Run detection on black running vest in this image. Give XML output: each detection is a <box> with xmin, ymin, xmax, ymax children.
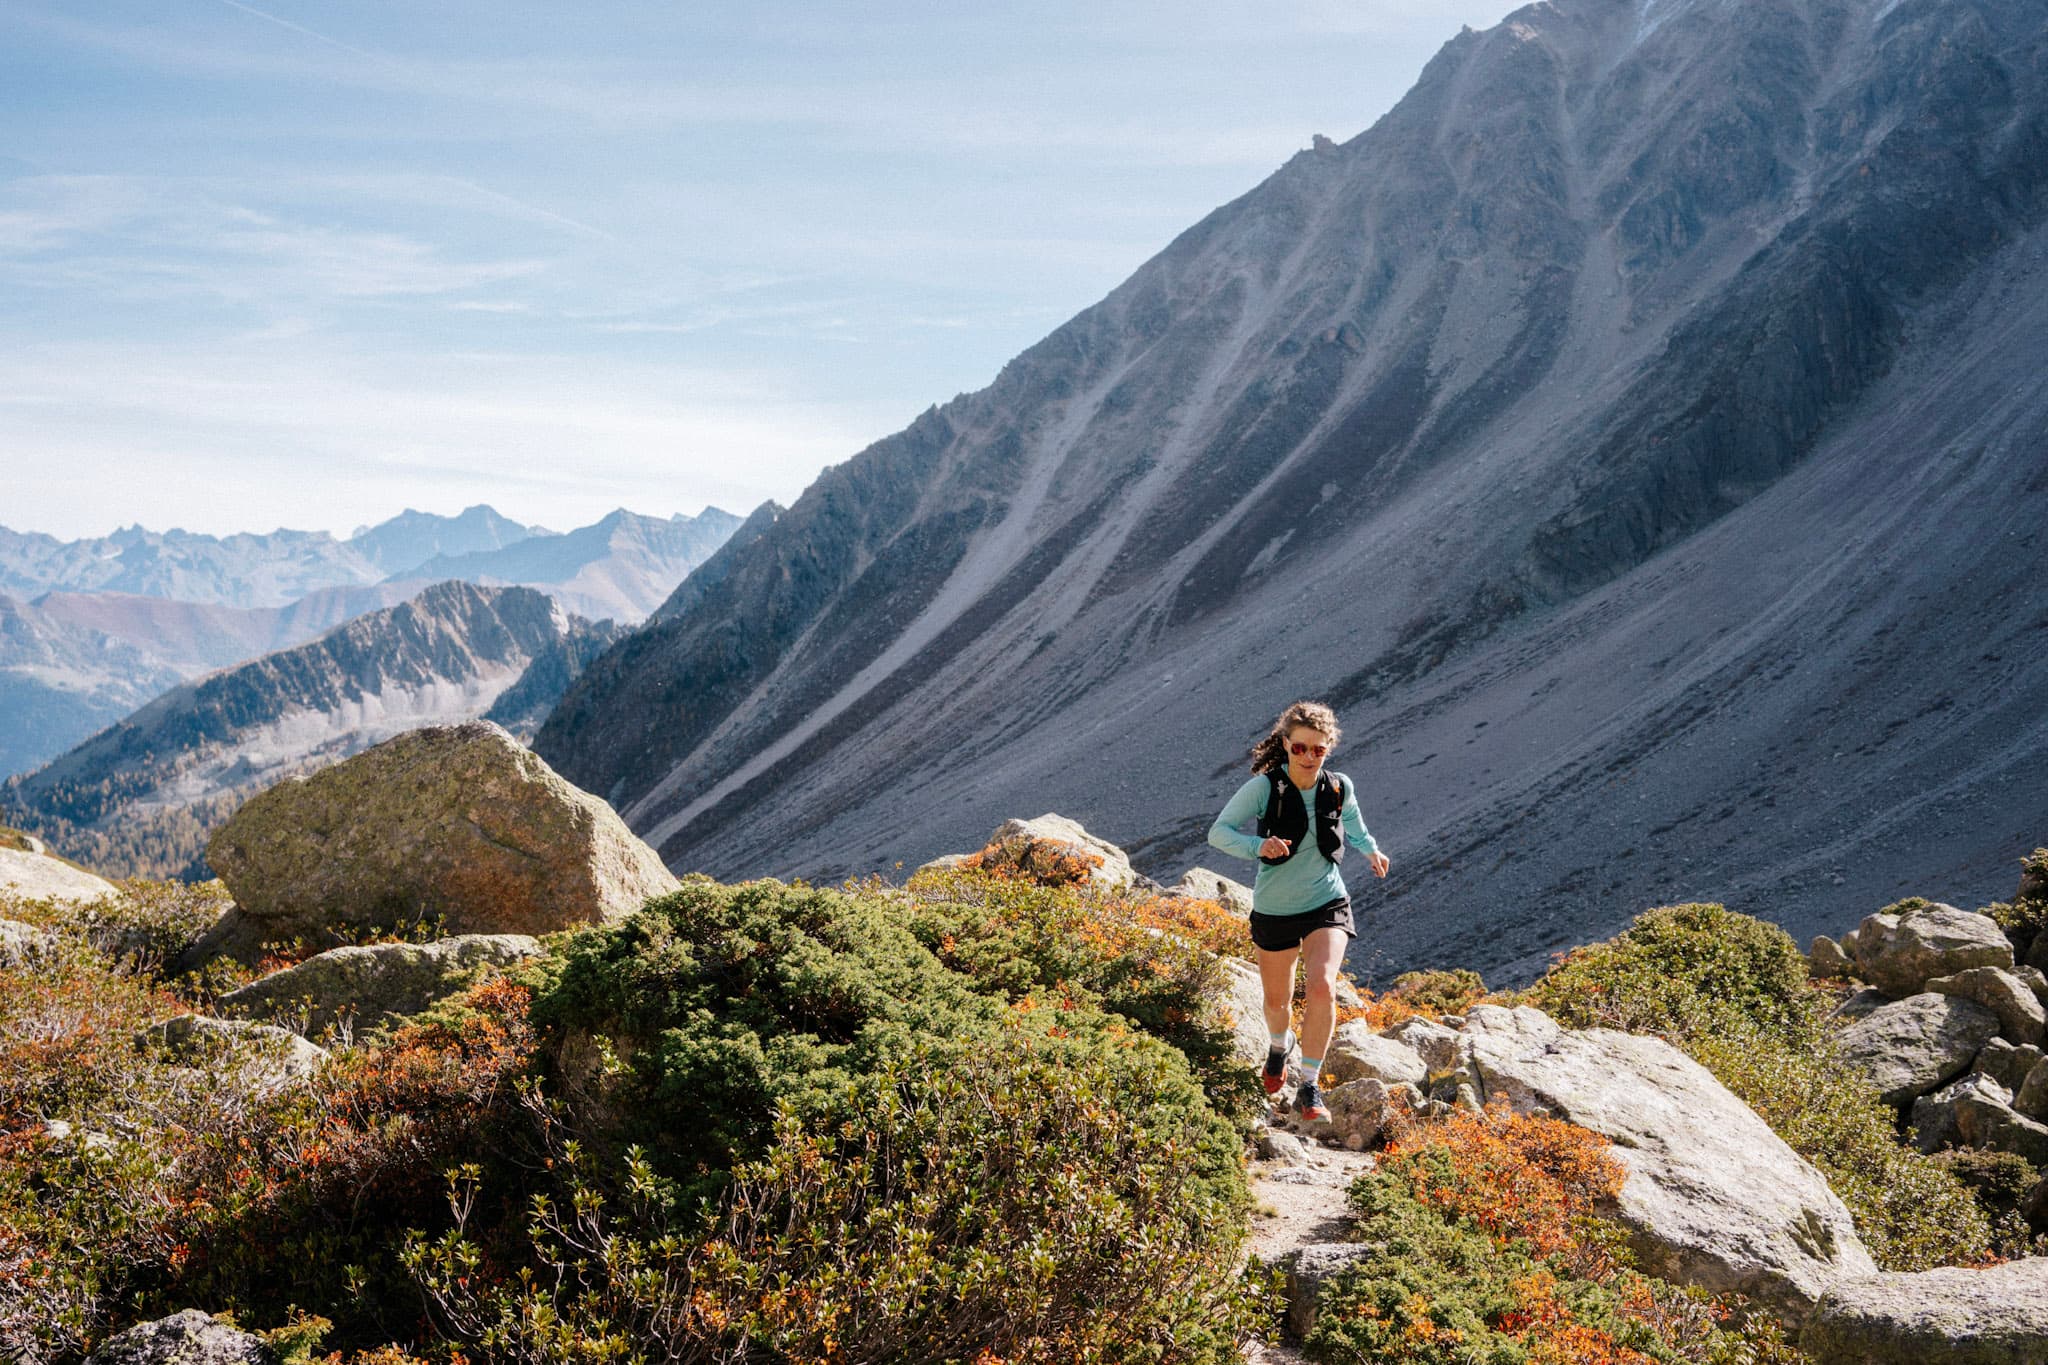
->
<box><xmin>1255</xmin><ymin>769</ymin><xmax>1346</xmax><ymax>867</ymax></box>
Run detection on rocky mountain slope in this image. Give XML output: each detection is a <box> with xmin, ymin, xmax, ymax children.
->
<box><xmin>0</xmin><ymin>593</ymin><xmax>184</xmax><ymax>780</ymax></box>
<box><xmin>1</xmin><ymin>581</ymin><xmax>622</xmax><ymax>879</ymax></box>
<box><xmin>537</xmin><ymin>0</ymin><xmax>2048</xmax><ymax>983</ymax></box>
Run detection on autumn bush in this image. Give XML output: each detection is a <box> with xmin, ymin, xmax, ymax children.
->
<box><xmin>1305</xmin><ymin>1104</ymin><xmax>1800</xmax><ymax>1365</ymax></box>
<box><xmin>1524</xmin><ymin>902</ymin><xmax>2000</xmax><ymax>1270</ymax></box>
<box><xmin>1386</xmin><ymin>968</ymin><xmax>1489</xmax><ymax>1016</ymax></box>
<box><xmin>408</xmin><ymin>1029</ymin><xmax>1262</xmax><ymax>1365</ymax></box>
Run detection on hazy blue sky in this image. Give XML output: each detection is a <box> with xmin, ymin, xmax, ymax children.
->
<box><xmin>4</xmin><ymin>0</ymin><xmax>1525</xmax><ymax>539</ymax></box>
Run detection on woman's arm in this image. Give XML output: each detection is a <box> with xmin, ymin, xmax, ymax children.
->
<box><xmin>1207</xmin><ymin>776</ymin><xmax>1269</xmax><ymax>861</ymax></box>
<box><xmin>1339</xmin><ymin>775</ymin><xmax>1390</xmax><ymax>876</ymax></box>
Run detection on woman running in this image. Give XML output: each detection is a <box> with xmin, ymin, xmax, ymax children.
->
<box><xmin>1207</xmin><ymin>700</ymin><xmax>1389</xmax><ymax>1121</ymax></box>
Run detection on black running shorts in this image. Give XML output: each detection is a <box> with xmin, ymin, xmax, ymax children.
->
<box><xmin>1248</xmin><ymin>897</ymin><xmax>1354</xmax><ymax>953</ymax></box>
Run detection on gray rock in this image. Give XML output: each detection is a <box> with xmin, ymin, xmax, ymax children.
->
<box><xmin>0</xmin><ymin>846</ymin><xmax>120</xmax><ymax>905</ymax></box>
<box><xmin>1926</xmin><ymin>966</ymin><xmax>2047</xmax><ymax>1046</ymax></box>
<box><xmin>1333</xmin><ymin>975</ymin><xmax>1367</xmax><ymax>1011</ymax></box>
<box><xmin>1460</xmin><ymin>1009</ymin><xmax>1875</xmax><ymax>1317</ymax></box>
<box><xmin>1848</xmin><ymin>903</ymin><xmax>2013</xmax><ymax>997</ymax></box>
<box><xmin>1299</xmin><ymin>1077</ymin><xmax>1398</xmax><ymax>1151</ymax></box>
<box><xmin>1171</xmin><ymin>866</ymin><xmax>1252</xmax><ymax>916</ymax></box>
<box><xmin>1321</xmin><ymin>1021</ymin><xmax>1428</xmax><ymax>1089</ymax></box>
<box><xmin>1974</xmin><ymin>1039</ymin><xmax>2045</xmax><ymax>1094</ymax></box>
<box><xmin>83</xmin><ymin>1309</ymin><xmax>278</xmax><ymax>1364</ymax></box>
<box><xmin>1954</xmin><ymin>1082</ymin><xmax>2048</xmax><ymax>1166</ymax></box>
<box><xmin>0</xmin><ymin>917</ymin><xmax>56</xmax><ymax>968</ymax></box>
<box><xmin>1382</xmin><ymin>1016</ymin><xmax>1463</xmax><ymax>1075</ymax></box>
<box><xmin>1259</xmin><ymin>1128</ymin><xmax>1312</xmax><ymax>1164</ymax></box>
<box><xmin>142</xmin><ymin>1014</ymin><xmax>328</xmax><ymax>1094</ymax></box>
<box><xmin>1810</xmin><ymin>934</ymin><xmax>1852</xmax><ymax>979</ymax></box>
<box><xmin>1835</xmin><ymin>993</ymin><xmax>2002</xmax><ymax>1106</ymax></box>
<box><xmin>2017</xmin><ymin>1057</ymin><xmax>2048</xmax><ymax>1122</ymax></box>
<box><xmin>980</xmin><ymin>814</ymin><xmax>1135</xmax><ymax>888</ymax></box>
<box><xmin>912</xmin><ymin>851</ymin><xmax>974</xmax><ymax>877</ymax></box>
<box><xmin>1212</xmin><ymin>957</ymin><xmax>1280</xmax><ymax>1070</ymax></box>
<box><xmin>1910</xmin><ymin>1073</ymin><xmax>2006</xmax><ymax>1154</ymax></box>
<box><xmin>2019</xmin><ymin>964</ymin><xmax>2048</xmax><ymax>1009</ymax></box>
<box><xmin>1830</xmin><ymin>987</ymin><xmax>1893</xmax><ymax>1024</ymax></box>
<box><xmin>204</xmin><ymin>721</ymin><xmax>678</xmax><ymax>955</ymax></box>
<box><xmin>219</xmin><ymin>933</ymin><xmax>540</xmax><ymax>1038</ymax></box>
<box><xmin>1800</xmin><ymin>1257</ymin><xmax>2048</xmax><ymax>1363</ymax></box>
<box><xmin>42</xmin><ymin>1117</ymin><xmax>115</xmax><ymax>1157</ymax></box>
<box><xmin>1284</xmin><ymin>1243</ymin><xmax>1383</xmax><ymax>1339</ymax></box>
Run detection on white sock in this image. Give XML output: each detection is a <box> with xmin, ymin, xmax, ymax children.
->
<box><xmin>1298</xmin><ymin>1056</ymin><xmax>1323</xmax><ymax>1086</ymax></box>
<box><xmin>1267</xmin><ymin>1028</ymin><xmax>1294</xmax><ymax>1056</ymax></box>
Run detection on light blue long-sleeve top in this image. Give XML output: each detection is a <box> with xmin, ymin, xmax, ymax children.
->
<box><xmin>1207</xmin><ymin>769</ymin><xmax>1379</xmax><ymax>917</ymax></box>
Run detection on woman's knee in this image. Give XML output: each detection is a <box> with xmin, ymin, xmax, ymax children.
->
<box><xmin>1301</xmin><ymin>971</ymin><xmax>1337</xmax><ymax>1005</ymax></box>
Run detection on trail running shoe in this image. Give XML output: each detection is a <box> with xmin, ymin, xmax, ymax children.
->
<box><xmin>1262</xmin><ymin>1048</ymin><xmax>1288</xmax><ymax>1096</ymax></box>
<box><xmin>1294</xmin><ymin>1081</ymin><xmax>1329</xmax><ymax>1123</ymax></box>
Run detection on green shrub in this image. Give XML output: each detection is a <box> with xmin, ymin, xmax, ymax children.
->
<box><xmin>1529</xmin><ymin>903</ymin><xmax>1811</xmax><ymax>1042</ymax></box>
<box><xmin>1387</xmin><ymin>968</ymin><xmax>1488</xmax><ymax>1015</ymax></box>
<box><xmin>410</xmin><ymin>1032</ymin><xmax>1260</xmax><ymax>1364</ymax></box>
<box><xmin>1983</xmin><ymin>899</ymin><xmax>2047</xmax><ymax>960</ymax></box>
<box><xmin>1527</xmin><ymin>903</ymin><xmax>1999</xmax><ymax>1271</ymax></box>
<box><xmin>900</xmin><ymin>867</ymin><xmax>1259</xmax><ymax>1116</ymax></box>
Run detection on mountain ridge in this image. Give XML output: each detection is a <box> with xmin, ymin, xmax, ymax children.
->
<box><xmin>535</xmin><ymin>0</ymin><xmax>2048</xmax><ymax>982</ymax></box>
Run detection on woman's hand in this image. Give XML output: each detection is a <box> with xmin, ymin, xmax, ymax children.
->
<box><xmin>1369</xmin><ymin>850</ymin><xmax>1390</xmax><ymax>878</ymax></box>
<box><xmin>1259</xmin><ymin>835</ymin><xmax>1292</xmax><ymax>859</ymax></box>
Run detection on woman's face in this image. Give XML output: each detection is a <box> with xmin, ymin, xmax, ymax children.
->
<box><xmin>1285</xmin><ymin>725</ymin><xmax>1332</xmax><ymax>780</ymax></box>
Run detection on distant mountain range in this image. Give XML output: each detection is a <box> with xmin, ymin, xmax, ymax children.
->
<box><xmin>537</xmin><ymin>0</ymin><xmax>2048</xmax><ymax>984</ymax></box>
<box><xmin>0</xmin><ymin>504</ymin><xmax>741</xmax><ymax>779</ymax></box>
<box><xmin>2</xmin><ymin>581</ymin><xmax>624</xmax><ymax>880</ymax></box>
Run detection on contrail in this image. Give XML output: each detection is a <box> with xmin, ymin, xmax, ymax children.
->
<box><xmin>215</xmin><ymin>0</ymin><xmax>392</xmax><ymax>66</ymax></box>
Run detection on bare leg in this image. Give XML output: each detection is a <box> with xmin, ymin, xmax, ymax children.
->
<box><xmin>1298</xmin><ymin>927</ymin><xmax>1347</xmax><ymax>1063</ymax></box>
<box><xmin>1257</xmin><ymin>945</ymin><xmax>1298</xmax><ymax>1041</ymax></box>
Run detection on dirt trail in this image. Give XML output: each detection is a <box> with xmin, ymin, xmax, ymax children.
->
<box><xmin>1241</xmin><ymin>1107</ymin><xmax>1379</xmax><ymax>1363</ymax></box>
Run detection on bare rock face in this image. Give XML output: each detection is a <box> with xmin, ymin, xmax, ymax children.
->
<box><xmin>1456</xmin><ymin>1005</ymin><xmax>1875</xmax><ymax>1318</ymax></box>
<box><xmin>1848</xmin><ymin>904</ymin><xmax>2014</xmax><ymax>997</ymax></box>
<box><xmin>1835</xmin><ymin>993</ymin><xmax>2002</xmax><ymax>1106</ymax></box>
<box><xmin>1172</xmin><ymin>866</ymin><xmax>1252</xmax><ymax>916</ymax></box>
<box><xmin>1910</xmin><ymin>1072</ymin><xmax>2007</xmax><ymax>1154</ymax></box>
<box><xmin>1321</xmin><ymin>1020</ymin><xmax>1429</xmax><ymax>1089</ymax></box>
<box><xmin>205</xmin><ymin>722</ymin><xmax>678</xmax><ymax>949</ymax></box>
<box><xmin>1799</xmin><ymin>1257</ymin><xmax>2048</xmax><ymax>1364</ymax></box>
<box><xmin>1297</xmin><ymin>1076</ymin><xmax>1403</xmax><ymax>1151</ymax></box>
<box><xmin>976</xmin><ymin>815</ymin><xmax>1136</xmax><ymax>888</ymax></box>
<box><xmin>1953</xmin><ymin>1081</ymin><xmax>2048</xmax><ymax>1167</ymax></box>
<box><xmin>1381</xmin><ymin>1016</ymin><xmax>1463</xmax><ymax>1075</ymax></box>
<box><xmin>1284</xmin><ymin>1243</ymin><xmax>1383</xmax><ymax>1339</ymax></box>
<box><xmin>1926</xmin><ymin>966</ymin><xmax>2047</xmax><ymax>1046</ymax></box>
<box><xmin>1809</xmin><ymin>935</ymin><xmax>1852</xmax><ymax>979</ymax></box>
<box><xmin>0</xmin><ymin>845</ymin><xmax>119</xmax><ymax>904</ymax></box>
<box><xmin>218</xmin><ymin>933</ymin><xmax>540</xmax><ymax>1038</ymax></box>
<box><xmin>83</xmin><ymin>1309</ymin><xmax>278</xmax><ymax>1364</ymax></box>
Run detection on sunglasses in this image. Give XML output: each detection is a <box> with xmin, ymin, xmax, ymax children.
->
<box><xmin>1289</xmin><ymin>741</ymin><xmax>1329</xmax><ymax>758</ymax></box>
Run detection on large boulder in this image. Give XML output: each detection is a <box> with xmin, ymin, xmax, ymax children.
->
<box><xmin>1847</xmin><ymin>903</ymin><xmax>2013</xmax><ymax>996</ymax></box>
<box><xmin>1909</xmin><ymin>1072</ymin><xmax>2006</xmax><ymax>1154</ymax></box>
<box><xmin>1835</xmin><ymin>993</ymin><xmax>2002</xmax><ymax>1106</ymax></box>
<box><xmin>971</xmin><ymin>814</ymin><xmax>1136</xmax><ymax>888</ymax></box>
<box><xmin>1172</xmin><ymin>866</ymin><xmax>1253</xmax><ymax>916</ymax></box>
<box><xmin>1799</xmin><ymin>1257</ymin><xmax>2048</xmax><ymax>1363</ymax></box>
<box><xmin>218</xmin><ymin>933</ymin><xmax>540</xmax><ymax>1038</ymax></box>
<box><xmin>2017</xmin><ymin>1056</ymin><xmax>2048</xmax><ymax>1121</ymax></box>
<box><xmin>1926</xmin><ymin>966</ymin><xmax>2047</xmax><ymax>1046</ymax></box>
<box><xmin>1973</xmin><ymin>1039</ymin><xmax>2045</xmax><ymax>1094</ymax></box>
<box><xmin>0</xmin><ymin>845</ymin><xmax>119</xmax><ymax>904</ymax></box>
<box><xmin>1321</xmin><ymin>1021</ymin><xmax>1428</xmax><ymax>1089</ymax></box>
<box><xmin>1456</xmin><ymin>1004</ymin><xmax>1876</xmax><ymax>1317</ymax></box>
<box><xmin>1952</xmin><ymin>1081</ymin><xmax>2048</xmax><ymax>1166</ymax></box>
<box><xmin>84</xmin><ymin>1309</ymin><xmax>277</xmax><ymax>1364</ymax></box>
<box><xmin>204</xmin><ymin>722</ymin><xmax>678</xmax><ymax>951</ymax></box>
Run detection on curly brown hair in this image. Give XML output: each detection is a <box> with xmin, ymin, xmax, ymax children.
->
<box><xmin>1250</xmin><ymin>700</ymin><xmax>1342</xmax><ymax>774</ymax></box>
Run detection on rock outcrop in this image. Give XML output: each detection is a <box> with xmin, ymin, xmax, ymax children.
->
<box><xmin>83</xmin><ymin>1309</ymin><xmax>277</xmax><ymax>1364</ymax></box>
<box><xmin>1172</xmin><ymin>867</ymin><xmax>1252</xmax><ymax>916</ymax></box>
<box><xmin>203</xmin><ymin>722</ymin><xmax>676</xmax><ymax>955</ymax></box>
<box><xmin>1835</xmin><ymin>993</ymin><xmax>2003</xmax><ymax>1106</ymax></box>
<box><xmin>1844</xmin><ymin>903</ymin><xmax>2014</xmax><ymax>997</ymax></box>
<box><xmin>0</xmin><ymin>845</ymin><xmax>119</xmax><ymax>904</ymax></box>
<box><xmin>1798</xmin><ymin>1257</ymin><xmax>2048</xmax><ymax>1364</ymax></box>
<box><xmin>968</xmin><ymin>815</ymin><xmax>1137</xmax><ymax>889</ymax></box>
<box><xmin>218</xmin><ymin>933</ymin><xmax>541</xmax><ymax>1037</ymax></box>
<box><xmin>1455</xmin><ymin>1005</ymin><xmax>1876</xmax><ymax>1316</ymax></box>
<box><xmin>143</xmin><ymin>1014</ymin><xmax>328</xmax><ymax>1094</ymax></box>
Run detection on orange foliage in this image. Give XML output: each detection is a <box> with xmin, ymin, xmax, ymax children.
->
<box><xmin>958</xmin><ymin>836</ymin><xmax>1104</xmax><ymax>888</ymax></box>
